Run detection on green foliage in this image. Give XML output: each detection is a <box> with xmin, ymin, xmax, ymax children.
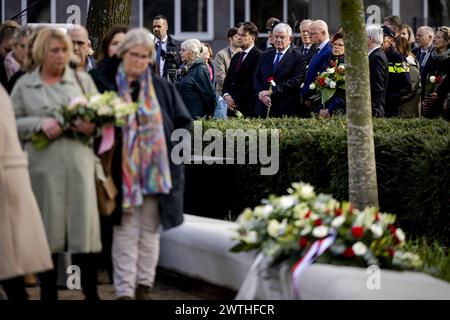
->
<box><xmin>198</xmin><ymin>117</ymin><xmax>450</xmax><ymax>245</ymax></box>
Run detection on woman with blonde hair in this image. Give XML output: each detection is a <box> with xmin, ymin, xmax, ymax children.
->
<box><xmin>11</xmin><ymin>27</ymin><xmax>101</xmax><ymax>300</ymax></box>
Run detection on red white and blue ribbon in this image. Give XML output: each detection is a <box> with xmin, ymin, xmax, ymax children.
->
<box><xmin>291</xmin><ymin>231</ymin><xmax>336</xmax><ymax>299</ymax></box>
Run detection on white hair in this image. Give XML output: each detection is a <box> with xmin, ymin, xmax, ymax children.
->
<box><xmin>366</xmin><ymin>24</ymin><xmax>383</xmax><ymax>45</ymax></box>
<box><xmin>273</xmin><ymin>23</ymin><xmax>292</xmax><ymax>37</ymax></box>
<box><xmin>417</xmin><ymin>26</ymin><xmax>435</xmax><ymax>37</ymax></box>
<box><xmin>116</xmin><ymin>28</ymin><xmax>155</xmax><ymax>62</ymax></box>
<box><xmin>181</xmin><ymin>39</ymin><xmax>203</xmax><ymax>59</ymax></box>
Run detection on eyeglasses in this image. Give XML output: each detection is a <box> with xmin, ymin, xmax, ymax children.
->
<box><xmin>72</xmin><ymin>40</ymin><xmax>87</xmax><ymax>47</ymax></box>
<box><xmin>127</xmin><ymin>51</ymin><xmax>150</xmax><ymax>60</ymax></box>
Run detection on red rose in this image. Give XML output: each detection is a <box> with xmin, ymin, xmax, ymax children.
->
<box><xmin>388</xmin><ymin>224</ymin><xmax>397</xmax><ymax>235</ymax></box>
<box><xmin>436</xmin><ymin>76</ymin><xmax>443</xmax><ymax>84</ymax></box>
<box><xmin>305</xmin><ymin>210</ymin><xmax>312</xmax><ymax>219</ymax></box>
<box><xmin>343</xmin><ymin>247</ymin><xmax>355</xmax><ymax>258</ymax></box>
<box><xmin>335</xmin><ymin>208</ymin><xmax>343</xmax><ymax>216</ymax></box>
<box><xmin>388</xmin><ymin>248</ymin><xmax>395</xmax><ymax>257</ymax></box>
<box><xmin>267</xmin><ymin>76</ymin><xmax>274</xmax><ymax>83</ymax></box>
<box><xmin>351</xmin><ymin>226</ymin><xmax>364</xmax><ymax>239</ymax></box>
<box><xmin>374</xmin><ymin>213</ymin><xmax>381</xmax><ymax>221</ymax></box>
<box><xmin>314</xmin><ymin>219</ymin><xmax>322</xmax><ymax>227</ymax></box>
<box><xmin>299</xmin><ymin>237</ymin><xmax>309</xmax><ymax>249</ymax></box>
<box><xmin>319</xmin><ymin>78</ymin><xmax>326</xmax><ymax>86</ymax></box>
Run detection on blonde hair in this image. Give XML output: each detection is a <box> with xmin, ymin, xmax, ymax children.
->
<box><xmin>32</xmin><ymin>27</ymin><xmax>73</xmax><ymax>66</ymax></box>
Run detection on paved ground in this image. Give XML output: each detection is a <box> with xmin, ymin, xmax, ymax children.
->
<box><xmin>1</xmin><ymin>268</ymin><xmax>236</xmax><ymax>300</ymax></box>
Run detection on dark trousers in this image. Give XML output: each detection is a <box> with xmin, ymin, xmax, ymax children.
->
<box><xmin>39</xmin><ymin>253</ymin><xmax>99</xmax><ymax>300</ymax></box>
<box><xmin>0</xmin><ymin>276</ymin><xmax>28</xmax><ymax>300</ymax></box>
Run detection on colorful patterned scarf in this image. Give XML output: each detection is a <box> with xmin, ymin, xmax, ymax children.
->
<box><xmin>116</xmin><ymin>64</ymin><xmax>172</xmax><ymax>210</ymax></box>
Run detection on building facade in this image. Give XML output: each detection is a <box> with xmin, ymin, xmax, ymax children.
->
<box><xmin>1</xmin><ymin>0</ymin><xmax>447</xmax><ymax>53</ymax></box>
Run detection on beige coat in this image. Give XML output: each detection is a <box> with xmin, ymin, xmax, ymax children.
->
<box><xmin>0</xmin><ymin>85</ymin><xmax>53</xmax><ymax>281</ymax></box>
<box><xmin>214</xmin><ymin>46</ymin><xmax>240</xmax><ymax>96</ymax></box>
<box><xmin>11</xmin><ymin>66</ymin><xmax>102</xmax><ymax>254</ymax></box>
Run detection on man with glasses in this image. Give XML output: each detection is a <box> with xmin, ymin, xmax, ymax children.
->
<box><xmin>68</xmin><ymin>25</ymin><xmax>95</xmax><ymax>72</ymax></box>
<box><xmin>297</xmin><ymin>19</ymin><xmax>316</xmax><ymax>65</ymax></box>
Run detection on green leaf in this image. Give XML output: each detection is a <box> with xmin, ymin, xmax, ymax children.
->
<box><xmin>229</xmin><ymin>242</ymin><xmax>258</xmax><ymax>252</ymax></box>
<box><xmin>31</xmin><ymin>132</ymin><xmax>51</xmax><ymax>150</ymax></box>
<box><xmin>322</xmin><ymin>88</ymin><xmax>336</xmax><ymax>105</ymax></box>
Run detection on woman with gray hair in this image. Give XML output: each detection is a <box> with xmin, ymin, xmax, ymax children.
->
<box><xmin>176</xmin><ymin>38</ymin><xmax>216</xmax><ymax>118</ymax></box>
<box><xmin>94</xmin><ymin>28</ymin><xmax>191</xmax><ymax>300</ymax></box>
<box><xmin>4</xmin><ymin>26</ymin><xmax>33</xmax><ymax>82</ymax></box>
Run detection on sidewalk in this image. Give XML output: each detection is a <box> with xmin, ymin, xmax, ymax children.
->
<box><xmin>3</xmin><ymin>268</ymin><xmax>236</xmax><ymax>300</ymax></box>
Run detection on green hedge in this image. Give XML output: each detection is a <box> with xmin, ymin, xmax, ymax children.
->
<box><xmin>191</xmin><ymin>117</ymin><xmax>450</xmax><ymax>245</ymax></box>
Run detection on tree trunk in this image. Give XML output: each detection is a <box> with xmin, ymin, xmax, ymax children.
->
<box><xmin>86</xmin><ymin>0</ymin><xmax>132</xmax><ymax>56</ymax></box>
<box><xmin>339</xmin><ymin>0</ymin><xmax>379</xmax><ymax>209</ymax></box>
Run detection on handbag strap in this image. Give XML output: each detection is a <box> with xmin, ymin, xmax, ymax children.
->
<box><xmin>73</xmin><ymin>68</ymin><xmax>86</xmax><ymax>95</ymax></box>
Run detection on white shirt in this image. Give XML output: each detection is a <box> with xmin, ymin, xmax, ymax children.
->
<box><xmin>240</xmin><ymin>44</ymin><xmax>255</xmax><ymax>62</ymax></box>
<box><xmin>317</xmin><ymin>39</ymin><xmax>330</xmax><ymax>52</ymax></box>
<box><xmin>156</xmin><ymin>36</ymin><xmax>168</xmax><ymax>77</ymax></box>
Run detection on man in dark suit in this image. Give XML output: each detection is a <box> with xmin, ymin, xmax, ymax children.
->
<box><xmin>153</xmin><ymin>15</ymin><xmax>181</xmax><ymax>81</ymax></box>
<box><xmin>367</xmin><ymin>25</ymin><xmax>388</xmax><ymax>117</ymax></box>
<box><xmin>302</xmin><ymin>20</ymin><xmax>332</xmax><ymax>99</ymax></box>
<box><xmin>297</xmin><ymin>19</ymin><xmax>317</xmax><ymax>65</ymax></box>
<box><xmin>254</xmin><ymin>23</ymin><xmax>307</xmax><ymax>117</ymax></box>
<box><xmin>223</xmin><ymin>22</ymin><xmax>261</xmax><ymax>117</ymax></box>
<box><xmin>412</xmin><ymin>26</ymin><xmax>435</xmax><ymax>98</ymax></box>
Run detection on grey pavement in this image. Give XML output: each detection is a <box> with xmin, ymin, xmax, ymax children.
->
<box><xmin>2</xmin><ymin>268</ymin><xmax>236</xmax><ymax>300</ymax></box>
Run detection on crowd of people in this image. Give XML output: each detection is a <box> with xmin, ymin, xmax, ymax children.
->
<box><xmin>1</xmin><ymin>12</ymin><xmax>450</xmax><ymax>301</ymax></box>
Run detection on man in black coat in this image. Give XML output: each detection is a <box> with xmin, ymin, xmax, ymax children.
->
<box><xmin>297</xmin><ymin>19</ymin><xmax>317</xmax><ymax>65</ymax></box>
<box><xmin>254</xmin><ymin>23</ymin><xmax>307</xmax><ymax>117</ymax></box>
<box><xmin>412</xmin><ymin>26</ymin><xmax>435</xmax><ymax>99</ymax></box>
<box><xmin>223</xmin><ymin>21</ymin><xmax>261</xmax><ymax>117</ymax></box>
<box><xmin>367</xmin><ymin>25</ymin><xmax>388</xmax><ymax>117</ymax></box>
<box><xmin>153</xmin><ymin>15</ymin><xmax>181</xmax><ymax>81</ymax></box>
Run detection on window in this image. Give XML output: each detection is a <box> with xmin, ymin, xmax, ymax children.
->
<box><xmin>363</xmin><ymin>0</ymin><xmax>392</xmax><ymax>23</ymax></box>
<box><xmin>288</xmin><ymin>0</ymin><xmax>310</xmax><ymax>32</ymax></box>
<box><xmin>143</xmin><ymin>0</ymin><xmax>174</xmax><ymax>34</ymax></box>
<box><xmin>429</xmin><ymin>0</ymin><xmax>450</xmax><ymax>27</ymax></box>
<box><xmin>250</xmin><ymin>0</ymin><xmax>283</xmax><ymax>33</ymax></box>
<box><xmin>142</xmin><ymin>0</ymin><xmax>213</xmax><ymax>40</ymax></box>
<box><xmin>233</xmin><ymin>0</ymin><xmax>246</xmax><ymax>26</ymax></box>
<box><xmin>181</xmin><ymin>0</ymin><xmax>207</xmax><ymax>32</ymax></box>
<box><xmin>26</xmin><ymin>0</ymin><xmax>50</xmax><ymax>23</ymax></box>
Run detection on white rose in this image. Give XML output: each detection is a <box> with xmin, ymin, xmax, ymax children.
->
<box><xmin>300</xmin><ymin>225</ymin><xmax>312</xmax><ymax>236</ymax></box>
<box><xmin>396</xmin><ymin>228</ymin><xmax>406</xmax><ymax>242</ymax></box>
<box><xmin>429</xmin><ymin>76</ymin><xmax>436</xmax><ymax>83</ymax></box>
<box><xmin>312</xmin><ymin>225</ymin><xmax>329</xmax><ymax>238</ymax></box>
<box><xmin>279</xmin><ymin>196</ymin><xmax>297</xmax><ymax>210</ymax></box>
<box><xmin>68</xmin><ymin>96</ymin><xmax>88</xmax><ymax>111</ymax></box>
<box><xmin>89</xmin><ymin>94</ymin><xmax>103</xmax><ymax>105</ymax></box>
<box><xmin>329</xmin><ymin>81</ymin><xmax>337</xmax><ymax>89</ymax></box>
<box><xmin>326</xmin><ymin>67</ymin><xmax>335</xmax><ymax>74</ymax></box>
<box><xmin>331</xmin><ymin>215</ymin><xmax>346</xmax><ymax>229</ymax></box>
<box><xmin>370</xmin><ymin>224</ymin><xmax>383</xmax><ymax>239</ymax></box>
<box><xmin>352</xmin><ymin>242</ymin><xmax>368</xmax><ymax>256</ymax></box>
<box><xmin>267</xmin><ymin>219</ymin><xmax>286</xmax><ymax>238</ymax></box>
<box><xmin>309</xmin><ymin>83</ymin><xmax>316</xmax><ymax>90</ymax></box>
<box><xmin>97</xmin><ymin>105</ymin><xmax>113</xmax><ymax>116</ymax></box>
<box><xmin>299</xmin><ymin>184</ymin><xmax>315</xmax><ymax>199</ymax></box>
<box><xmin>254</xmin><ymin>204</ymin><xmax>273</xmax><ymax>219</ymax></box>
<box><xmin>242</xmin><ymin>231</ymin><xmax>258</xmax><ymax>244</ymax></box>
